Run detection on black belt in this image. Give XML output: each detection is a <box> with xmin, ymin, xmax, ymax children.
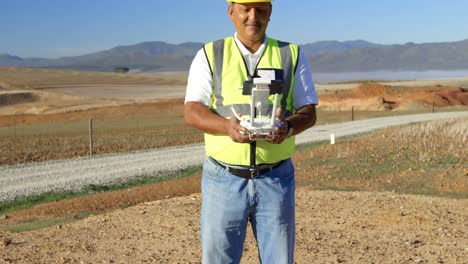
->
<box><xmin>209</xmin><ymin>157</ymin><xmax>285</xmax><ymax>179</ymax></box>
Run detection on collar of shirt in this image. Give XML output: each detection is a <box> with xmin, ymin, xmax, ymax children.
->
<box><xmin>233</xmin><ymin>32</ymin><xmax>268</xmax><ymax>76</ymax></box>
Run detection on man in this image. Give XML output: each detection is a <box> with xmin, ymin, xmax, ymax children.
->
<box><xmin>184</xmin><ymin>0</ymin><xmax>318</xmax><ymax>263</ymax></box>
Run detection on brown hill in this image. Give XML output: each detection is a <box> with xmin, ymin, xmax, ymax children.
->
<box><xmin>318</xmin><ymin>82</ymin><xmax>468</xmax><ymax>111</ymax></box>
<box><xmin>352</xmin><ymin>82</ymin><xmax>387</xmax><ymax>97</ymax></box>
<box><xmin>435</xmin><ymin>87</ymin><xmax>468</xmax><ymax>106</ymax></box>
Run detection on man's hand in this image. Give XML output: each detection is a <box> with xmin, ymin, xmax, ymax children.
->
<box><xmin>266</xmin><ymin>107</ymin><xmax>289</xmax><ymax>144</ymax></box>
<box><xmin>225</xmin><ymin>115</ymin><xmax>252</xmax><ymax>143</ymax></box>
<box><xmin>184</xmin><ymin>102</ymin><xmax>252</xmax><ymax>143</ymax></box>
<box><xmin>266</xmin><ymin>104</ymin><xmax>317</xmax><ymax>144</ymax></box>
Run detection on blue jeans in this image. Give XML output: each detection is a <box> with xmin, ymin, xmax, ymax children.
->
<box><xmin>201</xmin><ymin>157</ymin><xmax>295</xmax><ymax>264</ymax></box>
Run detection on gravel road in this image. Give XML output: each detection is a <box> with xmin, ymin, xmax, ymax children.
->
<box><xmin>1</xmin><ymin>111</ymin><xmax>467</xmax><ymax>202</ymax></box>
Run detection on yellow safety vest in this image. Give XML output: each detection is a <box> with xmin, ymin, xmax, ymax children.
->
<box><xmin>203</xmin><ymin>36</ymin><xmax>299</xmax><ymax>165</ymax></box>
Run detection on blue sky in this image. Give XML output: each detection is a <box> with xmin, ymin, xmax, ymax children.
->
<box><xmin>1</xmin><ymin>0</ymin><xmax>467</xmax><ymax>58</ymax></box>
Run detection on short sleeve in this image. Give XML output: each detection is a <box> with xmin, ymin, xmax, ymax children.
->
<box><xmin>184</xmin><ymin>48</ymin><xmax>213</xmax><ymax>107</ymax></box>
<box><xmin>292</xmin><ymin>49</ymin><xmax>318</xmax><ymax>109</ymax></box>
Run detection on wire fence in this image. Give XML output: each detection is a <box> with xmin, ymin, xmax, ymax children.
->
<box><xmin>0</xmin><ymin>116</ymin><xmax>201</xmax><ymax>166</ymax></box>
<box><xmin>0</xmin><ymin>105</ymin><xmax>462</xmax><ymax>166</ymax></box>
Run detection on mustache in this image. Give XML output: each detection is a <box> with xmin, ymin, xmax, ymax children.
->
<box><xmin>244</xmin><ymin>21</ymin><xmax>260</xmax><ymax>26</ymax></box>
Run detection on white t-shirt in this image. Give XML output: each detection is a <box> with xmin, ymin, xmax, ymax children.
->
<box><xmin>185</xmin><ymin>33</ymin><xmax>318</xmax><ymax>109</ymax></box>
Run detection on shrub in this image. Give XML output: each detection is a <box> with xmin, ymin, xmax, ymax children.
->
<box><xmin>113</xmin><ymin>67</ymin><xmax>130</xmax><ymax>73</ymax></box>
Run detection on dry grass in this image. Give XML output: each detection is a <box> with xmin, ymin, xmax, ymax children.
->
<box><xmin>395</xmin><ymin>118</ymin><xmax>467</xmax><ymax>162</ymax></box>
<box><xmin>294</xmin><ymin>117</ymin><xmax>468</xmax><ymax>198</ymax></box>
<box><xmin>0</xmin><ymin>101</ymin><xmax>202</xmax><ymax>165</ymax></box>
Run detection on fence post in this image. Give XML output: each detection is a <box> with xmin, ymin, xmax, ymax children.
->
<box><xmin>432</xmin><ymin>101</ymin><xmax>435</xmax><ymax>113</ymax></box>
<box><xmin>432</xmin><ymin>93</ymin><xmax>435</xmax><ymax>113</ymax></box>
<box><xmin>351</xmin><ymin>106</ymin><xmax>355</xmax><ymax>121</ymax></box>
<box><xmin>89</xmin><ymin>118</ymin><xmax>94</xmax><ymax>156</ymax></box>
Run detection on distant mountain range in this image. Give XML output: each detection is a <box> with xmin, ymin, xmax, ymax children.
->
<box><xmin>1</xmin><ymin>39</ymin><xmax>468</xmax><ymax>73</ymax></box>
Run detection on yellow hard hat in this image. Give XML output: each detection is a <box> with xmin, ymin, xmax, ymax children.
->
<box><xmin>227</xmin><ymin>0</ymin><xmax>271</xmax><ymax>3</ymax></box>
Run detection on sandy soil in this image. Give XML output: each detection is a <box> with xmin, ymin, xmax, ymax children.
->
<box><xmin>1</xmin><ymin>188</ymin><xmax>467</xmax><ymax>263</ymax></box>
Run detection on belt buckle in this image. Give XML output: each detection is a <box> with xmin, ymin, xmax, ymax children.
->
<box><xmin>249</xmin><ymin>168</ymin><xmax>259</xmax><ymax>179</ymax></box>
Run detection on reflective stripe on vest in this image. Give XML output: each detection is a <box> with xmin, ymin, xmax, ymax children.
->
<box><xmin>203</xmin><ymin>36</ymin><xmax>299</xmax><ymax>165</ymax></box>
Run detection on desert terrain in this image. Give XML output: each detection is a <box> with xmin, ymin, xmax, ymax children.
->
<box><xmin>1</xmin><ymin>67</ymin><xmax>467</xmax><ymax>166</ymax></box>
<box><xmin>0</xmin><ymin>67</ymin><xmax>467</xmax><ymax>263</ymax></box>
<box><xmin>1</xmin><ymin>67</ymin><xmax>468</xmax><ymax>116</ymax></box>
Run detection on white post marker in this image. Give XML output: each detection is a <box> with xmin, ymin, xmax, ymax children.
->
<box><xmin>330</xmin><ymin>133</ymin><xmax>336</xmax><ymax>145</ymax></box>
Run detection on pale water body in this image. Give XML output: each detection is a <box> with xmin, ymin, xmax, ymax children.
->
<box><xmin>313</xmin><ymin>69</ymin><xmax>468</xmax><ymax>83</ymax></box>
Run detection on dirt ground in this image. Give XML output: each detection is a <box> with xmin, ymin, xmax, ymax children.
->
<box><xmin>1</xmin><ymin>71</ymin><xmax>467</xmax><ymax>263</ymax></box>
<box><xmin>1</xmin><ymin>188</ymin><xmax>467</xmax><ymax>263</ymax></box>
